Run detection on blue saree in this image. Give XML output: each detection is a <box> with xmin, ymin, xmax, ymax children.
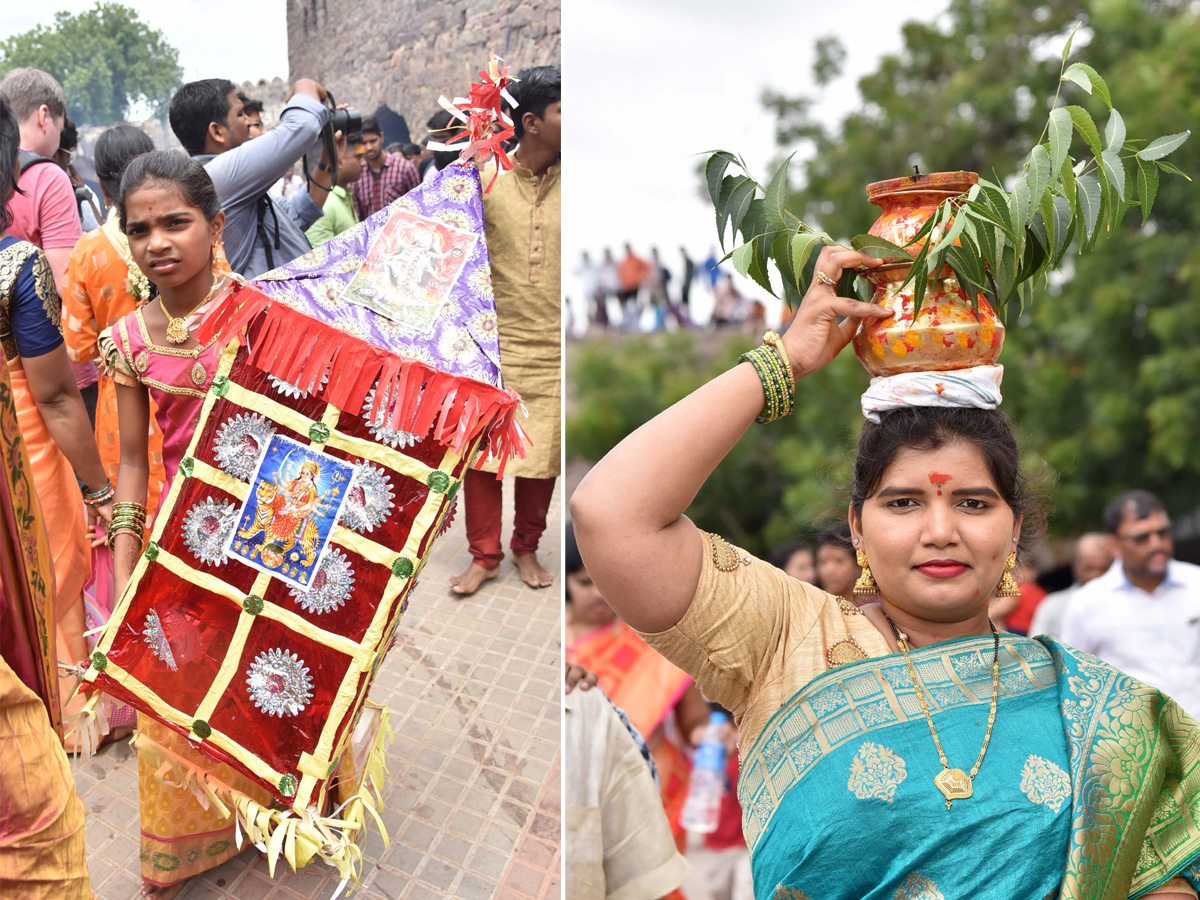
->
<box><xmin>738</xmin><ymin>635</ymin><xmax>1200</xmax><ymax>899</ymax></box>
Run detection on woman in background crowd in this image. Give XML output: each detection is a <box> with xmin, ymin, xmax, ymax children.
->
<box><xmin>767</xmin><ymin>538</ymin><xmax>816</xmax><ymax>585</ymax></box>
<box><xmin>0</xmin><ymin>97</ymin><xmax>110</xmax><ymax>729</ymax></box>
<box><xmin>62</xmin><ymin>126</ymin><xmax>169</xmax><ymax>520</ymax></box>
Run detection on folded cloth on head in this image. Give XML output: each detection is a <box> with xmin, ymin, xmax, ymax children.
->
<box><xmin>861</xmin><ymin>365</ymin><xmax>1003</xmax><ymax>423</ymax></box>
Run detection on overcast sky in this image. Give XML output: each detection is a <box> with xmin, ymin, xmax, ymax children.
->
<box><xmin>563</xmin><ymin>0</ymin><xmax>953</xmax><ymax>328</ymax></box>
<box><xmin>1</xmin><ymin>0</ymin><xmax>289</xmax><ymax>85</ymax></box>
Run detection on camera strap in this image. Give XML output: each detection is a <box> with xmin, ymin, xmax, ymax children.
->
<box><xmin>303</xmin><ymin>92</ymin><xmax>342</xmax><ymax>191</ymax></box>
<box><xmin>255</xmin><ymin>195</ymin><xmax>281</xmax><ymax>271</ymax></box>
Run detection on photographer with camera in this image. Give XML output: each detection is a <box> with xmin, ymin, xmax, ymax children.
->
<box><xmin>169</xmin><ymin>77</ymin><xmax>358</xmax><ymax>278</ymax></box>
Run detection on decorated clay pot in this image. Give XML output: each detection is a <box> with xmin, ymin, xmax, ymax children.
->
<box><xmin>851</xmin><ymin>270</ymin><xmax>1004</xmax><ymax>376</ymax></box>
<box><xmin>851</xmin><ymin>171</ymin><xmax>1005</xmax><ymax>377</ymax></box>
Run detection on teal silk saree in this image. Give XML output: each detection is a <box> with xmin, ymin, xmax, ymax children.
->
<box><xmin>738</xmin><ymin>635</ymin><xmax>1200</xmax><ymax>899</ymax></box>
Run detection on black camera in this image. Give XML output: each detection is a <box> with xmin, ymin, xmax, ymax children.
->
<box><xmin>304</xmin><ymin>92</ymin><xmax>361</xmax><ymax>189</ymax></box>
<box><xmin>330</xmin><ymin>107</ymin><xmax>362</xmax><ymax>136</ymax></box>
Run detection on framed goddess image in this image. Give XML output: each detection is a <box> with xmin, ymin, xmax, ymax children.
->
<box><xmin>225</xmin><ymin>434</ymin><xmax>357</xmax><ymax>591</ymax></box>
<box><xmin>340</xmin><ymin>208</ymin><xmax>478</xmax><ymax>334</ymax></box>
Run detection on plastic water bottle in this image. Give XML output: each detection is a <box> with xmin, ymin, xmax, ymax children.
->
<box><xmin>680</xmin><ymin>711</ymin><xmax>728</xmax><ymax>833</ymax></box>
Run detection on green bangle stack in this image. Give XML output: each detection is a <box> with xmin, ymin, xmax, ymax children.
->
<box><xmin>739</xmin><ymin>330</ymin><xmax>796</xmax><ymax>423</ymax></box>
<box><xmin>107</xmin><ymin>501</ymin><xmax>148</xmax><ymax>554</ymax></box>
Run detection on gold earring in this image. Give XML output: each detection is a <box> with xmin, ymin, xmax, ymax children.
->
<box><xmin>854</xmin><ymin>549</ymin><xmax>878</xmax><ymax>595</ymax></box>
<box><xmin>995</xmin><ymin>551</ymin><xmax>1021</xmax><ymax>598</ymax></box>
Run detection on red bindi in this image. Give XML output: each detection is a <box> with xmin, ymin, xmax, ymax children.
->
<box><xmin>929</xmin><ymin>471</ymin><xmax>951</xmax><ymax>496</ymax></box>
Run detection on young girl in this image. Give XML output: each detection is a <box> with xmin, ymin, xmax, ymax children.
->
<box><xmin>62</xmin><ymin>126</ymin><xmax>168</xmax><ymax>520</ymax></box>
<box><xmin>99</xmin><ymin>150</ymin><xmax>271</xmax><ymax>898</ymax></box>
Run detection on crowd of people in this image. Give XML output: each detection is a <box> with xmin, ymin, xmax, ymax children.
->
<box><xmin>573</xmin><ymin>244</ymin><xmax>773</xmax><ymax>334</ymax></box>
<box><xmin>0</xmin><ymin>59</ymin><xmax>561</xmax><ymax>899</ymax></box>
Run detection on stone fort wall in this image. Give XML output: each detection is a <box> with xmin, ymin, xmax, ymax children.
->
<box><xmin>286</xmin><ymin>0</ymin><xmax>560</xmax><ymax>142</ymax></box>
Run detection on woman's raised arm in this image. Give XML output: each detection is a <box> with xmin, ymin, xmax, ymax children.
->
<box><xmin>570</xmin><ymin>248</ymin><xmax>887</xmax><ymax>633</ymax></box>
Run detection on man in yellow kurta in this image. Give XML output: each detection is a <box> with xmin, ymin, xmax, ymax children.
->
<box><xmin>449</xmin><ymin>65</ymin><xmax>561</xmax><ymax>596</ymax></box>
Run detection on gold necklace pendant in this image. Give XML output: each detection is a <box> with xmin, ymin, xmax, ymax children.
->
<box><xmin>934</xmin><ymin>767</ymin><xmax>973</xmax><ymax>809</ymax></box>
<box><xmin>161</xmin><ymin>278</ymin><xmax>220</xmax><ymax>345</ymax></box>
<box><xmin>165</xmin><ymin>314</ymin><xmax>190</xmax><ymax>344</ymax></box>
<box><xmin>883</xmin><ymin>612</ymin><xmax>1000</xmax><ymax>812</ymax></box>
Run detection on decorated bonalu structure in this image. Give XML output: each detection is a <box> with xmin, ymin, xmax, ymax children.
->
<box><xmin>77</xmin><ymin>55</ymin><xmax>528</xmax><ymax>886</ymax></box>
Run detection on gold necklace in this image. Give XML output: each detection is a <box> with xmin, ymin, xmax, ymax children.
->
<box><xmin>882</xmin><ymin>611</ymin><xmax>1000</xmax><ymax>810</ymax></box>
<box><xmin>161</xmin><ymin>278</ymin><xmax>219</xmax><ymax>344</ymax></box>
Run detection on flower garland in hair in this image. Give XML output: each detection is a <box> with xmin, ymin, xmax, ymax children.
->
<box><xmin>127</xmin><ymin>264</ymin><xmax>152</xmax><ymax>304</ymax></box>
<box><xmin>426</xmin><ymin>51</ymin><xmax>520</xmax><ymax>192</ymax></box>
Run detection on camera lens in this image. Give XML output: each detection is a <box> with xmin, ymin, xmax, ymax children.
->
<box><xmin>331</xmin><ymin>107</ymin><xmax>363</xmax><ymax>135</ymax></box>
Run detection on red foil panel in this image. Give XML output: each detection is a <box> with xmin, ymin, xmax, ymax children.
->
<box><xmin>107</xmin><ymin>583</ymin><xmax>243</xmax><ymax>718</ymax></box>
<box><xmin>157</xmin><ymin>481</ymin><xmax>259</xmax><ymax>597</ymax></box>
<box><xmin>207</xmin><ymin>614</ymin><xmax>352</xmax><ymax>779</ymax></box>
<box><xmin>264</xmin><ymin>544</ymin><xmax>391</xmax><ymax>645</ymax></box>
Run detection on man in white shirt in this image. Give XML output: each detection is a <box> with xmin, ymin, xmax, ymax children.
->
<box><xmin>1060</xmin><ymin>491</ymin><xmax>1200</xmax><ymax>718</ymax></box>
<box><xmin>1029</xmin><ymin>532</ymin><xmax>1113</xmax><ymax>638</ymax></box>
<box><xmin>566</xmin><ymin>685</ymin><xmax>690</xmax><ymax>900</ymax></box>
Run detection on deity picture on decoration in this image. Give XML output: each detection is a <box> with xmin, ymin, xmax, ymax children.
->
<box><xmin>340</xmin><ymin>209</ymin><xmax>478</xmax><ymax>332</ymax></box>
<box><xmin>227</xmin><ymin>434</ymin><xmax>357</xmax><ymax>590</ymax></box>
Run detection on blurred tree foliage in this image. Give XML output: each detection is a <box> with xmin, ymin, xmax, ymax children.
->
<box><xmin>568</xmin><ymin>0</ymin><xmax>1200</xmax><ymax>554</ymax></box>
<box><xmin>568</xmin><ymin>333</ymin><xmax>868</xmax><ymax>556</ymax></box>
<box><xmin>0</xmin><ymin>3</ymin><xmax>182</xmax><ymax>125</ymax></box>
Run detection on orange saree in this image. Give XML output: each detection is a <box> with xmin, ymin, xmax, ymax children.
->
<box><xmin>0</xmin><ymin>353</ymin><xmax>91</xmax><ymax>899</ymax></box>
<box><xmin>1</xmin><ymin>239</ymin><xmax>89</xmax><ymax>716</ymax></box>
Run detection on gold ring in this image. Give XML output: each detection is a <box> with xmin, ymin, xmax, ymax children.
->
<box><xmin>815</xmin><ymin>270</ymin><xmax>836</xmax><ymax>287</ymax></box>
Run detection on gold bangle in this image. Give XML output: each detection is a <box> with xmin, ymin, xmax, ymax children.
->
<box><xmin>107</xmin><ymin>519</ymin><xmax>145</xmax><ymax>554</ymax></box>
<box><xmin>761</xmin><ymin>331</ymin><xmax>795</xmax><ymax>394</ymax></box>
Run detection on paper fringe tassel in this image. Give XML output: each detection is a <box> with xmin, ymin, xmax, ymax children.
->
<box><xmin>64</xmin><ymin>690</ymin><xmax>112</xmax><ymax>763</ymax></box>
<box><xmin>426</xmin><ymin>51</ymin><xmax>519</xmax><ymax>192</ymax></box>
<box><xmin>126</xmin><ymin>707</ymin><xmax>394</xmax><ymax>896</ymax></box>
<box><xmin>195</xmin><ymin>285</ymin><xmax>529</xmax><ymax>476</ymax></box>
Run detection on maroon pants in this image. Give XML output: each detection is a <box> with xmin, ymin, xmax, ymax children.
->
<box><xmin>463</xmin><ymin>469</ymin><xmax>557</xmax><ymax>570</ymax></box>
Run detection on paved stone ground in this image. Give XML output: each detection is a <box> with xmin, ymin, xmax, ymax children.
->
<box><xmin>78</xmin><ymin>480</ymin><xmax>562</xmax><ymax>900</ymax></box>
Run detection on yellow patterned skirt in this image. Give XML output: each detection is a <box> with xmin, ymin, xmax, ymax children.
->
<box><xmin>137</xmin><ymin>714</ymin><xmax>273</xmax><ymax>888</ymax></box>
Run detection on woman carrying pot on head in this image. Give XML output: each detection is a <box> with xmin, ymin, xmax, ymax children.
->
<box><xmin>571</xmin><ymin>246</ymin><xmax>1200</xmax><ymax>899</ymax></box>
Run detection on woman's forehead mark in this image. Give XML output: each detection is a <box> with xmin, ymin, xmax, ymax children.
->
<box><xmin>929</xmin><ymin>471</ymin><xmax>952</xmax><ymax>496</ymax></box>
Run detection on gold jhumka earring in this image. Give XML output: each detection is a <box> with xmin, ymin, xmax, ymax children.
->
<box><xmin>853</xmin><ymin>549</ymin><xmax>878</xmax><ymax>595</ymax></box>
<box><xmin>995</xmin><ymin>551</ymin><xmax>1021</xmax><ymax>598</ymax></box>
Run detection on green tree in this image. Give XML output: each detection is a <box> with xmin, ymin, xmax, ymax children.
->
<box><xmin>568</xmin><ymin>333</ymin><xmax>867</xmax><ymax>557</ymax></box>
<box><xmin>0</xmin><ymin>2</ymin><xmax>182</xmax><ymax>124</ymax></box>
<box><xmin>756</xmin><ymin>0</ymin><xmax>1200</xmax><ymax>535</ymax></box>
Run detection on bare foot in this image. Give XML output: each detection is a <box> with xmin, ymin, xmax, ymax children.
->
<box><xmin>142</xmin><ymin>881</ymin><xmax>184</xmax><ymax>898</ymax></box>
<box><xmin>513</xmin><ymin>552</ymin><xmax>553</xmax><ymax>588</ymax></box>
<box><xmin>448</xmin><ymin>562</ymin><xmax>499</xmax><ymax>597</ymax></box>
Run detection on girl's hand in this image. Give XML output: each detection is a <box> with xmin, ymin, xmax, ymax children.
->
<box><xmin>781</xmin><ymin>247</ymin><xmax>891</xmax><ymax>378</ymax></box>
<box><xmin>86</xmin><ymin>501</ymin><xmax>113</xmax><ymax>548</ymax></box>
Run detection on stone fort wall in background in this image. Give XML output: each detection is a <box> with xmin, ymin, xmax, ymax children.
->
<box><xmin>286</xmin><ymin>0</ymin><xmax>560</xmax><ymax>141</ymax></box>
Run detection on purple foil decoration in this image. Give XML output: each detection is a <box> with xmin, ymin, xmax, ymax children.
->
<box><xmin>252</xmin><ymin>164</ymin><xmax>502</xmax><ymax>386</ymax></box>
